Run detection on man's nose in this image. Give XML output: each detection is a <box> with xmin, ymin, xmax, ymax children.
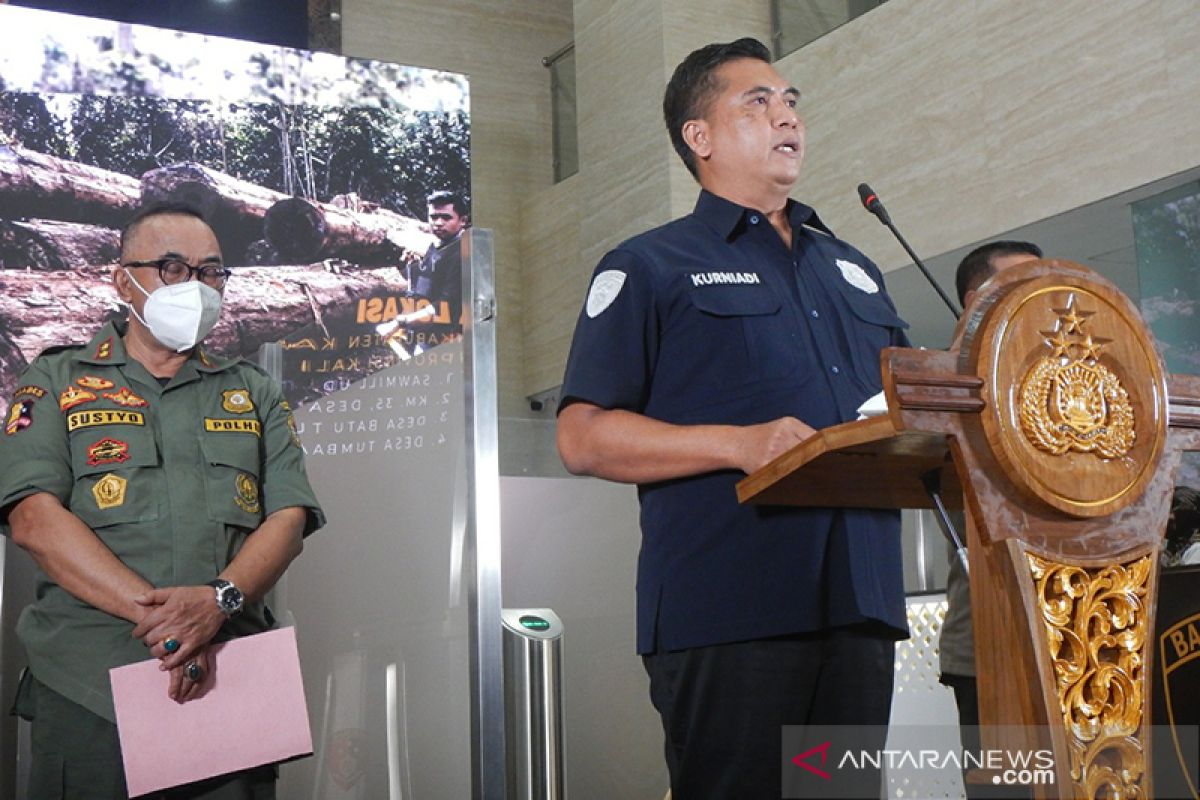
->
<box><xmin>774</xmin><ymin>101</ymin><xmax>800</xmax><ymax>128</ymax></box>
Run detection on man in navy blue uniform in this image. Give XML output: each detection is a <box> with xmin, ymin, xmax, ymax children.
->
<box><xmin>557</xmin><ymin>38</ymin><xmax>910</xmax><ymax>798</ymax></box>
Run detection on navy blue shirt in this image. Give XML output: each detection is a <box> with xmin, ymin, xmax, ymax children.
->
<box><xmin>560</xmin><ymin>190</ymin><xmax>911</xmax><ymax>654</ymax></box>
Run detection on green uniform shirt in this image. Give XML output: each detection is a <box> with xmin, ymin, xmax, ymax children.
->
<box><xmin>0</xmin><ymin>321</ymin><xmax>325</xmax><ymax>721</ymax></box>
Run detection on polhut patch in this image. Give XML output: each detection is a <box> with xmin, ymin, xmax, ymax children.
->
<box><xmin>13</xmin><ymin>385</ymin><xmax>47</xmax><ymax>400</ymax></box>
<box><xmin>103</xmin><ymin>387</ymin><xmax>147</xmax><ymax>408</ymax></box>
<box><xmin>87</xmin><ymin>437</ymin><xmax>130</xmax><ymax>466</ymax></box>
<box><xmin>76</xmin><ymin>375</ymin><xmax>115</xmax><ymax>391</ymax></box>
<box><xmin>204</xmin><ymin>418</ymin><xmax>262</xmax><ymax>436</ymax></box>
<box><xmin>282</xmin><ymin>400</ymin><xmax>302</xmax><ymax>448</ymax></box>
<box><xmin>222</xmin><ymin>389</ymin><xmax>254</xmax><ymax>414</ymax></box>
<box><xmin>92</xmin><ymin>474</ymin><xmax>127</xmax><ymax>509</ymax></box>
<box><xmin>5</xmin><ymin>399</ymin><xmax>34</xmax><ymax>435</ymax></box>
<box><xmin>94</xmin><ymin>337</ymin><xmax>113</xmax><ymax>360</ymax></box>
<box><xmin>234</xmin><ymin>473</ymin><xmax>261</xmax><ymax>513</ymax></box>
<box><xmin>59</xmin><ymin>385</ymin><xmax>98</xmax><ymax>412</ymax></box>
<box><xmin>67</xmin><ymin>409</ymin><xmax>146</xmax><ymax>432</ymax></box>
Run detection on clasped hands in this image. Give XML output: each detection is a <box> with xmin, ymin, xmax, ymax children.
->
<box><xmin>131</xmin><ymin>585</ymin><xmax>226</xmax><ymax>703</ymax></box>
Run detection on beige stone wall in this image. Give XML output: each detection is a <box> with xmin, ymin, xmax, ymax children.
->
<box><xmin>774</xmin><ymin>0</ymin><xmax>1200</xmax><ymax>272</ymax></box>
<box><xmin>342</xmin><ymin>0</ymin><xmax>573</xmax><ymax>416</ymax></box>
<box><xmin>345</xmin><ymin>0</ymin><xmax>1200</xmax><ymax>410</ymax></box>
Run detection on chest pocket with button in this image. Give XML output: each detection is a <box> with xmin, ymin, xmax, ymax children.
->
<box><xmin>687</xmin><ymin>283</ymin><xmax>812</xmax><ymax>387</ymax></box>
<box><xmin>200</xmin><ymin>434</ymin><xmax>264</xmax><ymax>531</ymax></box>
<box><xmin>68</xmin><ymin>421</ymin><xmax>163</xmax><ymax>561</ymax></box>
<box><xmin>832</xmin><ymin>278</ymin><xmax>910</xmax><ymax>390</ymax></box>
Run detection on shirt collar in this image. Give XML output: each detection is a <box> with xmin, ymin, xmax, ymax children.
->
<box><xmin>73</xmin><ymin>319</ymin><xmax>234</xmax><ymax>373</ymax></box>
<box><xmin>691</xmin><ymin>189</ymin><xmax>834</xmax><ymax>241</ymax></box>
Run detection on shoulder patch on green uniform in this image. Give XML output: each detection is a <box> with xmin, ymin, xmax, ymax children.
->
<box><xmin>5</xmin><ymin>399</ymin><xmax>35</xmax><ymax>435</ymax></box>
<box><xmin>12</xmin><ymin>385</ymin><xmax>47</xmax><ymax>400</ymax></box>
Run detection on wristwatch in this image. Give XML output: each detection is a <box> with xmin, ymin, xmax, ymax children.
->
<box><xmin>206</xmin><ymin>578</ymin><xmax>245</xmax><ymax>617</ymax></box>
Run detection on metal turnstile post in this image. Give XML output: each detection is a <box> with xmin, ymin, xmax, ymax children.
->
<box><xmin>502</xmin><ymin>608</ymin><xmax>564</xmax><ymax>799</ymax></box>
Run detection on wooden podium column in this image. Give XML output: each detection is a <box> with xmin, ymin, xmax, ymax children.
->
<box><xmin>738</xmin><ymin>260</ymin><xmax>1200</xmax><ymax>798</ymax></box>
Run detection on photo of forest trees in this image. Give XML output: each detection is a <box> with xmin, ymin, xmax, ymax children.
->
<box><xmin>0</xmin><ymin>5</ymin><xmax>470</xmax><ymax>406</ymax></box>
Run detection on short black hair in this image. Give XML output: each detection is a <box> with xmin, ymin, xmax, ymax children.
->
<box><xmin>427</xmin><ymin>191</ymin><xmax>469</xmax><ymax>218</ymax></box>
<box><xmin>120</xmin><ymin>202</ymin><xmax>213</xmax><ymax>257</ymax></box>
<box><xmin>954</xmin><ymin>240</ymin><xmax>1043</xmax><ymax>305</ymax></box>
<box><xmin>663</xmin><ymin>37</ymin><xmax>773</xmax><ymax>179</ymax></box>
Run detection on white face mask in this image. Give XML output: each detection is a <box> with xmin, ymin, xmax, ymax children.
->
<box><xmin>123</xmin><ymin>268</ymin><xmax>223</xmax><ymax>352</ymax></box>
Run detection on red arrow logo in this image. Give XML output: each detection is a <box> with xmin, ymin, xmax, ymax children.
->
<box><xmin>791</xmin><ymin>741</ymin><xmax>832</xmax><ymax>780</ymax></box>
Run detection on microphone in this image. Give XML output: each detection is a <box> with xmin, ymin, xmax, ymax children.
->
<box><xmin>857</xmin><ymin>183</ymin><xmax>960</xmax><ymax>320</ymax></box>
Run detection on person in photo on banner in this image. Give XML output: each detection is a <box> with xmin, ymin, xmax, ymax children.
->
<box><xmin>0</xmin><ymin>203</ymin><xmax>325</xmax><ymax>798</ymax></box>
<box><xmin>376</xmin><ymin>190</ymin><xmax>469</xmax><ymax>357</ymax></box>
<box><xmin>557</xmin><ymin>38</ymin><xmax>911</xmax><ymax>798</ymax></box>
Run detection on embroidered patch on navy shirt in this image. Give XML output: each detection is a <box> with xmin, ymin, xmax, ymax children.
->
<box><xmin>586</xmin><ymin>270</ymin><xmax>626</xmax><ymax>318</ymax></box>
<box><xmin>835</xmin><ymin>259</ymin><xmax>879</xmax><ymax>294</ymax></box>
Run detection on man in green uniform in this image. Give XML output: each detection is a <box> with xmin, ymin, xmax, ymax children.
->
<box><xmin>0</xmin><ymin>204</ymin><xmax>324</xmax><ymax>798</ymax></box>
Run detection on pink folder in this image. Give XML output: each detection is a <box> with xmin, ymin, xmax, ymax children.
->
<box><xmin>110</xmin><ymin>626</ymin><xmax>313</xmax><ymax>797</ymax></box>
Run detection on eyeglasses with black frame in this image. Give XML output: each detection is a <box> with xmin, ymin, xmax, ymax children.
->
<box><xmin>122</xmin><ymin>258</ymin><xmax>232</xmax><ymax>289</ymax></box>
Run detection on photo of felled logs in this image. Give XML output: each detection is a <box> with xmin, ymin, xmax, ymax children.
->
<box><xmin>0</xmin><ymin>92</ymin><xmax>469</xmax><ymax>408</ymax></box>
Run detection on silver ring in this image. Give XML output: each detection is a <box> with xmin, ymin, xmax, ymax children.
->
<box><xmin>185</xmin><ymin>661</ymin><xmax>203</xmax><ymax>682</ymax></box>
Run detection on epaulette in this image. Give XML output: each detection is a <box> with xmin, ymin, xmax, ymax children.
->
<box><xmin>36</xmin><ymin>343</ymin><xmax>86</xmax><ymax>358</ymax></box>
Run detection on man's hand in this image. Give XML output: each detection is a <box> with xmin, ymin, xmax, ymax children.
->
<box><xmin>132</xmin><ymin>586</ymin><xmax>225</xmax><ymax>671</ymax></box>
<box><xmin>557</xmin><ymin>403</ymin><xmax>817</xmax><ymax>483</ymax></box>
<box><xmin>167</xmin><ymin>647</ymin><xmax>211</xmax><ymax>703</ymax></box>
<box><xmin>734</xmin><ymin>416</ymin><xmax>816</xmax><ymax>474</ymax></box>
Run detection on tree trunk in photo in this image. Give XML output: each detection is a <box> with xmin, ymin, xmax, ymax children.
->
<box><xmin>140</xmin><ymin>162</ymin><xmax>291</xmax><ymax>256</ymax></box>
<box><xmin>141</xmin><ymin>164</ymin><xmax>433</xmax><ymax>267</ymax></box>
<box><xmin>0</xmin><ymin>219</ymin><xmax>120</xmax><ymax>270</ymax></box>
<box><xmin>0</xmin><ymin>144</ymin><xmax>141</xmax><ymax>227</ymax></box>
<box><xmin>0</xmin><ymin>263</ymin><xmax>408</xmax><ymax>364</ymax></box>
<box><xmin>264</xmin><ymin>196</ymin><xmax>433</xmax><ymax>265</ymax></box>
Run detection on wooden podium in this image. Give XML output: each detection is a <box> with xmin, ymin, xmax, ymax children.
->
<box><xmin>738</xmin><ymin>260</ymin><xmax>1200</xmax><ymax>798</ymax></box>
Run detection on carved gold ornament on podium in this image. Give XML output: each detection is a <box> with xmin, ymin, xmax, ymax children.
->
<box><xmin>1027</xmin><ymin>551</ymin><xmax>1152</xmax><ymax>798</ymax></box>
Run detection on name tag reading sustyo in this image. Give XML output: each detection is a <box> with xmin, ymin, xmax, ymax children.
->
<box><xmin>67</xmin><ymin>410</ymin><xmax>146</xmax><ymax>431</ymax></box>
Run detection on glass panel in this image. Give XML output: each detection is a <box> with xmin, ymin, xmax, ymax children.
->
<box><xmin>279</xmin><ymin>343</ymin><xmax>470</xmax><ymax>797</ymax></box>
<box><xmin>773</xmin><ymin>0</ymin><xmax>887</xmax><ymax>59</ymax></box>
<box><xmin>1131</xmin><ymin>182</ymin><xmax>1200</xmax><ymax>518</ymax></box>
<box><xmin>550</xmin><ymin>48</ymin><xmax>578</xmax><ymax>182</ymax></box>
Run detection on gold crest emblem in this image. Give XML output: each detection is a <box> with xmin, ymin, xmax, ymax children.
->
<box><xmin>92</xmin><ymin>474</ymin><xmax>127</xmax><ymax>509</ymax></box>
<box><xmin>234</xmin><ymin>472</ymin><xmax>261</xmax><ymax>513</ymax></box>
<box><xmin>222</xmin><ymin>389</ymin><xmax>254</xmax><ymax>414</ymax></box>
<box><xmin>1019</xmin><ymin>295</ymin><xmax>1135</xmax><ymax>458</ymax></box>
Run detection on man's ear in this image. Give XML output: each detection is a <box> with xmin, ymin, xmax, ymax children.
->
<box><xmin>682</xmin><ymin>119</ymin><xmax>711</xmax><ymax>161</ymax></box>
<box><xmin>112</xmin><ymin>265</ymin><xmax>134</xmax><ymax>303</ymax></box>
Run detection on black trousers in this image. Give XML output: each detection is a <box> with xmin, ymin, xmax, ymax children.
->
<box><xmin>643</xmin><ymin>624</ymin><xmax>896</xmax><ymax>800</ymax></box>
